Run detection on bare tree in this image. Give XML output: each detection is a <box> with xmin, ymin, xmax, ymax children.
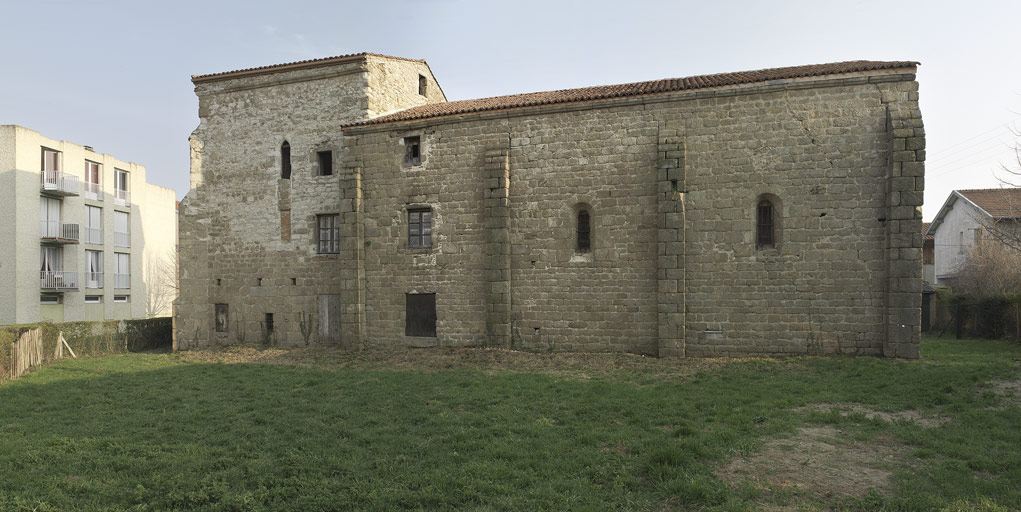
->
<box><xmin>144</xmin><ymin>249</ymin><xmax>178</xmax><ymax>317</ymax></box>
<box><xmin>981</xmin><ymin>127</ymin><xmax>1021</xmax><ymax>253</ymax></box>
<box><xmin>952</xmin><ymin>241</ymin><xmax>1021</xmax><ymax>295</ymax></box>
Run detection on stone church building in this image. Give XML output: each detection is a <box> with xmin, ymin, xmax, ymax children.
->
<box><xmin>174</xmin><ymin>53</ymin><xmax>924</xmax><ymax>358</ymax></box>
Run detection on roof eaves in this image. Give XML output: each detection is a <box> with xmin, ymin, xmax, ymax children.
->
<box><xmin>191</xmin><ymin>52</ymin><xmax>427</xmax><ymax>84</ymax></box>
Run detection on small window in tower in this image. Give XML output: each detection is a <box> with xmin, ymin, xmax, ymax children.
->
<box><xmin>404</xmin><ymin>136</ymin><xmax>421</xmax><ymax>166</ymax></box>
<box><xmin>408</xmin><ymin>208</ymin><xmax>432</xmax><ymax>249</ymax></box>
<box><xmin>317</xmin><ymin>150</ymin><xmax>333</xmax><ymax>176</ymax></box>
<box><xmin>576</xmin><ymin>210</ymin><xmax>591</xmax><ymax>253</ymax></box>
<box><xmin>757</xmin><ymin>200</ymin><xmax>774</xmax><ymax>248</ymax></box>
<box><xmin>418</xmin><ymin>75</ymin><xmax>427</xmax><ymax>96</ymax></box>
<box><xmin>281</xmin><ymin>141</ymin><xmax>291</xmax><ymax>179</ymax></box>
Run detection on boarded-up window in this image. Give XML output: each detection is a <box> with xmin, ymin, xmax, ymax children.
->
<box><xmin>406</xmin><ymin>293</ymin><xmax>436</xmax><ymax>337</ymax></box>
<box><xmin>317</xmin><ymin>214</ymin><xmax>339</xmax><ymax>254</ymax></box>
<box><xmin>264</xmin><ymin>313</ymin><xmax>274</xmax><ymax>334</ymax></box>
<box><xmin>576</xmin><ymin>210</ymin><xmax>591</xmax><ymax>253</ymax></box>
<box><xmin>404</xmin><ymin>136</ymin><xmax>421</xmax><ymax>165</ymax></box>
<box><xmin>280</xmin><ymin>209</ymin><xmax>291</xmax><ymax>242</ymax></box>
<box><xmin>756</xmin><ymin>200</ymin><xmax>774</xmax><ymax>248</ymax></box>
<box><xmin>318</xmin><ymin>294</ymin><xmax>340</xmax><ymax>344</ymax></box>
<box><xmin>215</xmin><ymin>304</ymin><xmax>229</xmax><ymax>333</ymax></box>
<box><xmin>408</xmin><ymin>208</ymin><xmax>432</xmax><ymax>249</ymax></box>
<box><xmin>317</xmin><ymin>151</ymin><xmax>333</xmax><ymax>176</ymax></box>
<box><xmin>281</xmin><ymin>141</ymin><xmax>291</xmax><ymax>179</ymax></box>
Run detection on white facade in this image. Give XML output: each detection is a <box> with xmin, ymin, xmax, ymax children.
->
<box><xmin>0</xmin><ymin>125</ymin><xmax>177</xmax><ymax>326</ymax></box>
<box><xmin>927</xmin><ymin>193</ymin><xmax>987</xmax><ymax>286</ymax></box>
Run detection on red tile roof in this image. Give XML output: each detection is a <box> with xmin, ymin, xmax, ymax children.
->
<box><xmin>192</xmin><ymin>52</ymin><xmax>425</xmax><ymax>84</ymax></box>
<box><xmin>957</xmin><ymin>188</ymin><xmax>1021</xmax><ymax>219</ymax></box>
<box><xmin>922</xmin><ymin>222</ymin><xmax>933</xmax><ymax>240</ymax></box>
<box><xmin>345</xmin><ymin>60</ymin><xmax>918</xmax><ymax>128</ymax></box>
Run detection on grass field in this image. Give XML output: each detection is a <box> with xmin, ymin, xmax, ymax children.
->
<box><xmin>1</xmin><ymin>337</ymin><xmax>1019</xmax><ymax>511</ymax></box>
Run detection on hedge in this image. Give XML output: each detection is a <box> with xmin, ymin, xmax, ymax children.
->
<box><xmin>1</xmin><ymin>317</ymin><xmax>172</xmax><ymax>384</ymax></box>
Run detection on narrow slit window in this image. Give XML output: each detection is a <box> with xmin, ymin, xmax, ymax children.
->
<box><xmin>418</xmin><ymin>75</ymin><xmax>427</xmax><ymax>96</ymax></box>
<box><xmin>576</xmin><ymin>210</ymin><xmax>591</xmax><ymax>253</ymax></box>
<box><xmin>264</xmin><ymin>313</ymin><xmax>274</xmax><ymax>334</ymax></box>
<box><xmin>408</xmin><ymin>208</ymin><xmax>432</xmax><ymax>249</ymax></box>
<box><xmin>215</xmin><ymin>304</ymin><xmax>229</xmax><ymax>333</ymax></box>
<box><xmin>757</xmin><ymin>200</ymin><xmax>774</xmax><ymax>248</ymax></box>
<box><xmin>404</xmin><ymin>136</ymin><xmax>421</xmax><ymax>166</ymax></box>
<box><xmin>281</xmin><ymin>141</ymin><xmax>291</xmax><ymax>179</ymax></box>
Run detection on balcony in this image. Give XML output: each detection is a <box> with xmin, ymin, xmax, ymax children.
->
<box><xmin>40</xmin><ymin>271</ymin><xmax>79</xmax><ymax>290</ymax></box>
<box><xmin>84</xmin><ymin>272</ymin><xmax>104</xmax><ymax>289</ymax></box>
<box><xmin>114</xmin><ymin>231</ymin><xmax>130</xmax><ymax>247</ymax></box>
<box><xmin>84</xmin><ymin>181</ymin><xmax>102</xmax><ymax>201</ymax></box>
<box><xmin>40</xmin><ymin>222</ymin><xmax>80</xmax><ymax>244</ymax></box>
<box><xmin>114</xmin><ymin>273</ymin><xmax>130</xmax><ymax>289</ymax></box>
<box><xmin>114</xmin><ymin>188</ymin><xmax>130</xmax><ymax>207</ymax></box>
<box><xmin>40</xmin><ymin>170</ymin><xmax>80</xmax><ymax>196</ymax></box>
<box><xmin>84</xmin><ymin>227</ymin><xmax>103</xmax><ymax>245</ymax></box>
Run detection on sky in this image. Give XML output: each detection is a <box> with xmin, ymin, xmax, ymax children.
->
<box><xmin>2</xmin><ymin>0</ymin><xmax>1019</xmax><ymax>221</ymax></box>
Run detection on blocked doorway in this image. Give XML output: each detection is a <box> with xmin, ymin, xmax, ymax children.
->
<box><xmin>318</xmin><ymin>294</ymin><xmax>340</xmax><ymax>344</ymax></box>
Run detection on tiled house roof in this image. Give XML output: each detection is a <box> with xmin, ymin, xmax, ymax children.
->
<box><xmin>922</xmin><ymin>222</ymin><xmax>934</xmax><ymax>241</ymax></box>
<box><xmin>345</xmin><ymin>60</ymin><xmax>918</xmax><ymax>127</ymax></box>
<box><xmin>956</xmin><ymin>188</ymin><xmax>1021</xmax><ymax>219</ymax></box>
<box><xmin>191</xmin><ymin>52</ymin><xmax>426</xmax><ymax>83</ymax></box>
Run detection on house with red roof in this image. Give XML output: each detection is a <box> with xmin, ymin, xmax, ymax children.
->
<box><xmin>925</xmin><ymin>188</ymin><xmax>1021</xmax><ymax>287</ymax></box>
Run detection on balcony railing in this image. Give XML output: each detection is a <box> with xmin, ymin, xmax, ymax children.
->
<box><xmin>114</xmin><ymin>273</ymin><xmax>130</xmax><ymax>289</ymax></box>
<box><xmin>41</xmin><ymin>170</ymin><xmax>80</xmax><ymax>196</ymax></box>
<box><xmin>84</xmin><ymin>227</ymin><xmax>103</xmax><ymax>244</ymax></box>
<box><xmin>114</xmin><ymin>188</ymin><xmax>130</xmax><ymax>206</ymax></box>
<box><xmin>114</xmin><ymin>231</ymin><xmax>130</xmax><ymax>247</ymax></box>
<box><xmin>40</xmin><ymin>271</ymin><xmax>79</xmax><ymax>290</ymax></box>
<box><xmin>40</xmin><ymin>221</ymin><xmax>80</xmax><ymax>243</ymax></box>
<box><xmin>84</xmin><ymin>181</ymin><xmax>102</xmax><ymax>201</ymax></box>
<box><xmin>84</xmin><ymin>272</ymin><xmax>104</xmax><ymax>289</ymax></box>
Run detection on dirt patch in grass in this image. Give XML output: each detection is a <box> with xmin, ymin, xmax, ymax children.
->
<box><xmin>795</xmin><ymin>403</ymin><xmax>947</xmax><ymax>428</ymax></box>
<box><xmin>176</xmin><ymin>345</ymin><xmax>755</xmax><ymax>380</ymax></box>
<box><xmin>715</xmin><ymin>425</ymin><xmax>903</xmax><ymax>503</ymax></box>
<box><xmin>988</xmin><ymin>378</ymin><xmax>1021</xmax><ymax>408</ymax></box>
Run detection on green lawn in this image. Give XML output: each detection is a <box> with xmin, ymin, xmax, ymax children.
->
<box><xmin>1</xmin><ymin>337</ymin><xmax>1019</xmax><ymax>511</ymax></box>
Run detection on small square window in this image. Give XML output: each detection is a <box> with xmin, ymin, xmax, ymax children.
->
<box><xmin>317</xmin><ymin>214</ymin><xmax>340</xmax><ymax>254</ymax></box>
<box><xmin>404</xmin><ymin>136</ymin><xmax>421</xmax><ymax>166</ymax></box>
<box><xmin>114</xmin><ymin>295</ymin><xmax>129</xmax><ymax>303</ymax></box>
<box><xmin>317</xmin><ymin>151</ymin><xmax>333</xmax><ymax>176</ymax></box>
<box><xmin>408</xmin><ymin>208</ymin><xmax>432</xmax><ymax>249</ymax></box>
<box><xmin>85</xmin><ymin>295</ymin><xmax>102</xmax><ymax>304</ymax></box>
<box><xmin>405</xmin><ymin>293</ymin><xmax>436</xmax><ymax>337</ymax></box>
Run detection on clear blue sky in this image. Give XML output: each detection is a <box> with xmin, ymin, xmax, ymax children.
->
<box><xmin>3</xmin><ymin>0</ymin><xmax>1019</xmax><ymax>220</ymax></box>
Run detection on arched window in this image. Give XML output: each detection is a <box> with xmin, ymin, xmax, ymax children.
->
<box><xmin>281</xmin><ymin>141</ymin><xmax>291</xmax><ymax>179</ymax></box>
<box><xmin>756</xmin><ymin>199</ymin><xmax>774</xmax><ymax>248</ymax></box>
<box><xmin>577</xmin><ymin>209</ymin><xmax>591</xmax><ymax>253</ymax></box>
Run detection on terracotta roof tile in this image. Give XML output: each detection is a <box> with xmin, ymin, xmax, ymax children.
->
<box><xmin>192</xmin><ymin>52</ymin><xmax>424</xmax><ymax>83</ymax></box>
<box><xmin>922</xmin><ymin>222</ymin><xmax>933</xmax><ymax>240</ymax></box>
<box><xmin>957</xmin><ymin>188</ymin><xmax>1021</xmax><ymax>219</ymax></box>
<box><xmin>345</xmin><ymin>60</ymin><xmax>918</xmax><ymax>128</ymax></box>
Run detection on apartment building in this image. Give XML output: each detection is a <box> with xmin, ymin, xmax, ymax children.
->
<box><xmin>0</xmin><ymin>125</ymin><xmax>177</xmax><ymax>325</ymax></box>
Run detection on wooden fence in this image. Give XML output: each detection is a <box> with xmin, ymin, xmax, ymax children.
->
<box><xmin>8</xmin><ymin>329</ymin><xmax>76</xmax><ymax>381</ymax></box>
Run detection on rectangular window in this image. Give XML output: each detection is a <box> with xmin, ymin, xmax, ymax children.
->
<box><xmin>85</xmin><ymin>161</ymin><xmax>102</xmax><ymax>200</ymax></box>
<box><xmin>404</xmin><ymin>136</ymin><xmax>421</xmax><ymax>166</ymax></box>
<box><xmin>40</xmin><ymin>295</ymin><xmax>61</xmax><ymax>304</ymax></box>
<box><xmin>40</xmin><ymin>196</ymin><xmax>61</xmax><ymax>238</ymax></box>
<box><xmin>405</xmin><ymin>293</ymin><xmax>437</xmax><ymax>337</ymax></box>
<box><xmin>408</xmin><ymin>208</ymin><xmax>432</xmax><ymax>249</ymax></box>
<box><xmin>418</xmin><ymin>75</ymin><xmax>427</xmax><ymax>96</ymax></box>
<box><xmin>85</xmin><ymin>206</ymin><xmax>102</xmax><ymax>244</ymax></box>
<box><xmin>85</xmin><ymin>295</ymin><xmax>102</xmax><ymax>304</ymax></box>
<box><xmin>42</xmin><ymin>147</ymin><xmax>61</xmax><ymax>172</ymax></box>
<box><xmin>114</xmin><ymin>169</ymin><xmax>129</xmax><ymax>206</ymax></box>
<box><xmin>215</xmin><ymin>304</ymin><xmax>229</xmax><ymax>333</ymax></box>
<box><xmin>114</xmin><ymin>295</ymin><xmax>129</xmax><ymax>303</ymax></box>
<box><xmin>114</xmin><ymin>252</ymin><xmax>130</xmax><ymax>288</ymax></box>
<box><xmin>114</xmin><ymin>211</ymin><xmax>130</xmax><ymax>247</ymax></box>
<box><xmin>264</xmin><ymin>313</ymin><xmax>274</xmax><ymax>334</ymax></box>
<box><xmin>85</xmin><ymin>250</ymin><xmax>103</xmax><ymax>288</ymax></box>
<box><xmin>317</xmin><ymin>214</ymin><xmax>339</xmax><ymax>254</ymax></box>
<box><xmin>317</xmin><ymin>151</ymin><xmax>333</xmax><ymax>176</ymax></box>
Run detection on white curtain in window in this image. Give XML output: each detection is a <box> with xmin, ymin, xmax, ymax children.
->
<box><xmin>86</xmin><ymin>161</ymin><xmax>101</xmax><ymax>185</ymax></box>
<box><xmin>115</xmin><ymin>170</ymin><xmax>128</xmax><ymax>192</ymax></box>
<box><xmin>114</xmin><ymin>211</ymin><xmax>129</xmax><ymax>234</ymax></box>
<box><xmin>40</xmin><ymin>197</ymin><xmax>60</xmax><ymax>236</ymax></box>
<box><xmin>40</xmin><ymin>247</ymin><xmax>62</xmax><ymax>272</ymax></box>
<box><xmin>86</xmin><ymin>206</ymin><xmax>101</xmax><ymax>230</ymax></box>
<box><xmin>86</xmin><ymin>250</ymin><xmax>103</xmax><ymax>274</ymax></box>
<box><xmin>115</xmin><ymin>253</ymin><xmax>129</xmax><ymax>275</ymax></box>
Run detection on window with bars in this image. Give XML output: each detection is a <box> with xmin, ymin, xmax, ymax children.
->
<box><xmin>408</xmin><ymin>208</ymin><xmax>432</xmax><ymax>249</ymax></box>
<box><xmin>756</xmin><ymin>199</ymin><xmax>774</xmax><ymax>248</ymax></box>
<box><xmin>317</xmin><ymin>214</ymin><xmax>339</xmax><ymax>254</ymax></box>
<box><xmin>576</xmin><ymin>210</ymin><xmax>591</xmax><ymax>253</ymax></box>
<box><xmin>281</xmin><ymin>141</ymin><xmax>291</xmax><ymax>179</ymax></box>
<box><xmin>404</xmin><ymin>136</ymin><xmax>421</xmax><ymax>166</ymax></box>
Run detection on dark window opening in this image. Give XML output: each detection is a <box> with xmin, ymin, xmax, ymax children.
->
<box><xmin>405</xmin><ymin>293</ymin><xmax>437</xmax><ymax>337</ymax></box>
<box><xmin>264</xmin><ymin>313</ymin><xmax>274</xmax><ymax>334</ymax></box>
<box><xmin>317</xmin><ymin>150</ymin><xmax>333</xmax><ymax>176</ymax></box>
<box><xmin>257</xmin><ymin>277</ymin><xmax>262</xmax><ymax>286</ymax></box>
<box><xmin>757</xmin><ymin>200</ymin><xmax>774</xmax><ymax>248</ymax></box>
<box><xmin>215</xmin><ymin>304</ymin><xmax>229</xmax><ymax>333</ymax></box>
<box><xmin>404</xmin><ymin>136</ymin><xmax>421</xmax><ymax>165</ymax></box>
<box><xmin>408</xmin><ymin>208</ymin><xmax>432</xmax><ymax>249</ymax></box>
<box><xmin>577</xmin><ymin>210</ymin><xmax>591</xmax><ymax>253</ymax></box>
<box><xmin>291</xmin><ymin>277</ymin><xmax>297</xmax><ymax>285</ymax></box>
<box><xmin>317</xmin><ymin>214</ymin><xmax>340</xmax><ymax>254</ymax></box>
<box><xmin>216</xmin><ymin>279</ymin><xmax>221</xmax><ymax>286</ymax></box>
<box><xmin>418</xmin><ymin>75</ymin><xmax>427</xmax><ymax>96</ymax></box>
<box><xmin>281</xmin><ymin>141</ymin><xmax>291</xmax><ymax>179</ymax></box>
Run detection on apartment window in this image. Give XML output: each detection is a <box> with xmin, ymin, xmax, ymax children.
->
<box><xmin>40</xmin><ymin>196</ymin><xmax>61</xmax><ymax>238</ymax></box>
<box><xmin>114</xmin><ymin>253</ymin><xmax>130</xmax><ymax>289</ymax></box>
<box><xmin>418</xmin><ymin>75</ymin><xmax>427</xmax><ymax>96</ymax></box>
<box><xmin>576</xmin><ymin>209</ymin><xmax>591</xmax><ymax>253</ymax></box>
<box><xmin>114</xmin><ymin>295</ymin><xmax>129</xmax><ymax>303</ymax></box>
<box><xmin>404</xmin><ymin>136</ymin><xmax>421</xmax><ymax>166</ymax></box>
<box><xmin>408</xmin><ymin>208</ymin><xmax>432</xmax><ymax>249</ymax></box>
<box><xmin>281</xmin><ymin>141</ymin><xmax>291</xmax><ymax>179</ymax></box>
<box><xmin>40</xmin><ymin>246</ymin><xmax>62</xmax><ymax>274</ymax></box>
<box><xmin>85</xmin><ymin>161</ymin><xmax>101</xmax><ymax>200</ymax></box>
<box><xmin>405</xmin><ymin>293</ymin><xmax>437</xmax><ymax>337</ymax></box>
<box><xmin>85</xmin><ymin>295</ymin><xmax>102</xmax><ymax>304</ymax></box>
<box><xmin>85</xmin><ymin>250</ymin><xmax>103</xmax><ymax>289</ymax></box>
<box><xmin>114</xmin><ymin>211</ymin><xmax>130</xmax><ymax>247</ymax></box>
<box><xmin>215</xmin><ymin>304</ymin><xmax>229</xmax><ymax>333</ymax></box>
<box><xmin>41</xmin><ymin>147</ymin><xmax>61</xmax><ymax>172</ymax></box>
<box><xmin>114</xmin><ymin>169</ymin><xmax>129</xmax><ymax>206</ymax></box>
<box><xmin>317</xmin><ymin>214</ymin><xmax>339</xmax><ymax>254</ymax></box>
<box><xmin>85</xmin><ymin>206</ymin><xmax>102</xmax><ymax>244</ymax></box>
<box><xmin>40</xmin><ymin>295</ymin><xmax>61</xmax><ymax>305</ymax></box>
<box><xmin>317</xmin><ymin>151</ymin><xmax>333</xmax><ymax>176</ymax></box>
